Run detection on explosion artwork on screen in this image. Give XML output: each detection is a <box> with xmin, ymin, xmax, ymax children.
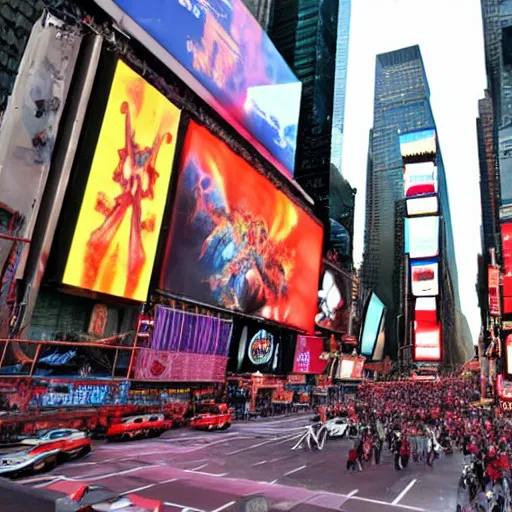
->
<box><xmin>64</xmin><ymin>61</ymin><xmax>181</xmax><ymax>301</ymax></box>
<box><xmin>160</xmin><ymin>122</ymin><xmax>323</xmax><ymax>333</ymax></box>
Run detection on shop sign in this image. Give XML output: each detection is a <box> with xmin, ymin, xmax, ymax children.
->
<box><xmin>500</xmin><ymin>400</ymin><xmax>512</xmax><ymax>412</ymax></box>
<box><xmin>272</xmin><ymin>390</ymin><xmax>293</xmax><ymax>404</ymax></box>
<box><xmin>287</xmin><ymin>374</ymin><xmax>306</xmax><ymax>385</ymax></box>
<box><xmin>40</xmin><ymin>384</ymin><xmax>112</xmax><ymax>407</ymax></box>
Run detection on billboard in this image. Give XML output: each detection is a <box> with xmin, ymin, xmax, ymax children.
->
<box><xmin>502</xmin><ymin>223</ymin><xmax>512</xmax><ymax>299</ymax></box>
<box><xmin>507</xmin><ymin>335</ymin><xmax>512</xmax><ymax>378</ymax></box>
<box><xmin>292</xmin><ymin>335</ymin><xmax>327</xmax><ymax>374</ymax></box>
<box><xmin>360</xmin><ymin>292</ymin><xmax>385</xmax><ymax>357</ymax></box>
<box><xmin>315</xmin><ymin>262</ymin><xmax>352</xmax><ymax>333</ymax></box>
<box><xmin>404</xmin><ymin>216</ymin><xmax>439</xmax><ymax>259</ymax></box>
<box><xmin>95</xmin><ymin>0</ymin><xmax>301</xmax><ymax>177</ymax></box>
<box><xmin>406</xmin><ymin>196</ymin><xmax>438</xmax><ymax>216</ymax></box>
<box><xmin>414</xmin><ymin>298</ymin><xmax>441</xmax><ymax>362</ymax></box>
<box><xmin>488</xmin><ymin>266</ymin><xmax>501</xmax><ymax>317</ymax></box>
<box><xmin>404</xmin><ymin>162</ymin><xmax>437</xmax><ymax>198</ymax></box>
<box><xmin>411</xmin><ymin>259</ymin><xmax>439</xmax><ymax>297</ymax></box>
<box><xmin>499</xmin><ymin>125</ymin><xmax>512</xmax><ymax>204</ymax></box>
<box><xmin>63</xmin><ymin>61</ymin><xmax>181</xmax><ymax>301</ymax></box>
<box><xmin>160</xmin><ymin>122</ymin><xmax>323</xmax><ymax>333</ymax></box>
<box><xmin>399</xmin><ymin>128</ymin><xmax>436</xmax><ymax>158</ymax></box>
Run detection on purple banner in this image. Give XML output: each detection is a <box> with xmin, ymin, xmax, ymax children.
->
<box><xmin>151</xmin><ymin>306</ymin><xmax>233</xmax><ymax>356</ymax></box>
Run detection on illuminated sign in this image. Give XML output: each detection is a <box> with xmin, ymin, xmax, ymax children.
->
<box><xmin>488</xmin><ymin>266</ymin><xmax>501</xmax><ymax>317</ymax></box>
<box><xmin>248</xmin><ymin>330</ymin><xmax>274</xmax><ymax>365</ymax></box>
<box><xmin>64</xmin><ymin>61</ymin><xmax>181</xmax><ymax>301</ymax></box>
<box><xmin>507</xmin><ymin>335</ymin><xmax>512</xmax><ymax>378</ymax></box>
<box><xmin>399</xmin><ymin>128</ymin><xmax>436</xmax><ymax>158</ymax></box>
<box><xmin>293</xmin><ymin>335</ymin><xmax>327</xmax><ymax>374</ymax></box>
<box><xmin>406</xmin><ymin>196</ymin><xmax>438</xmax><ymax>216</ymax></box>
<box><xmin>414</xmin><ymin>299</ymin><xmax>441</xmax><ymax>362</ymax></box>
<box><xmin>404</xmin><ymin>162</ymin><xmax>437</xmax><ymax>198</ymax></box>
<box><xmin>95</xmin><ymin>0</ymin><xmax>302</xmax><ymax>177</ymax></box>
<box><xmin>404</xmin><ymin>216</ymin><xmax>439</xmax><ymax>259</ymax></box>
<box><xmin>411</xmin><ymin>259</ymin><xmax>439</xmax><ymax>297</ymax></box>
<box><xmin>159</xmin><ymin>122</ymin><xmax>323</xmax><ymax>333</ymax></box>
<box><xmin>360</xmin><ymin>292</ymin><xmax>385</xmax><ymax>357</ymax></box>
<box><xmin>502</xmin><ymin>224</ymin><xmax>512</xmax><ymax>304</ymax></box>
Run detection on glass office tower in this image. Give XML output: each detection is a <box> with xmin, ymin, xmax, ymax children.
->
<box><xmin>363</xmin><ymin>45</ymin><xmax>467</xmax><ymax>362</ymax></box>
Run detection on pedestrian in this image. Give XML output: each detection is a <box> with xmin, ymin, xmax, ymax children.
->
<box><xmin>347</xmin><ymin>445</ymin><xmax>362</xmax><ymax>472</ymax></box>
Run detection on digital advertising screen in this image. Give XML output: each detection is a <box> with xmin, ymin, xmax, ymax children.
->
<box><xmin>315</xmin><ymin>262</ymin><xmax>352</xmax><ymax>333</ymax></box>
<box><xmin>404</xmin><ymin>162</ymin><xmax>437</xmax><ymax>198</ymax></box>
<box><xmin>502</xmin><ymin>223</ymin><xmax>512</xmax><ymax>298</ymax></box>
<box><xmin>160</xmin><ymin>122</ymin><xmax>323</xmax><ymax>333</ymax></box>
<box><xmin>360</xmin><ymin>292</ymin><xmax>385</xmax><ymax>357</ymax></box>
<box><xmin>63</xmin><ymin>60</ymin><xmax>181</xmax><ymax>301</ymax></box>
<box><xmin>488</xmin><ymin>266</ymin><xmax>501</xmax><ymax>317</ymax></box>
<box><xmin>410</xmin><ymin>259</ymin><xmax>439</xmax><ymax>297</ymax></box>
<box><xmin>506</xmin><ymin>335</ymin><xmax>512</xmax><ymax>378</ymax></box>
<box><xmin>97</xmin><ymin>0</ymin><xmax>302</xmax><ymax>177</ymax></box>
<box><xmin>292</xmin><ymin>335</ymin><xmax>327</xmax><ymax>374</ymax></box>
<box><xmin>414</xmin><ymin>299</ymin><xmax>441</xmax><ymax>362</ymax></box>
<box><xmin>406</xmin><ymin>196</ymin><xmax>438</xmax><ymax>216</ymax></box>
<box><xmin>404</xmin><ymin>216</ymin><xmax>440</xmax><ymax>259</ymax></box>
<box><xmin>399</xmin><ymin>128</ymin><xmax>436</xmax><ymax>158</ymax></box>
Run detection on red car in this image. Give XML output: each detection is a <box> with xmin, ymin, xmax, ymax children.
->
<box><xmin>190</xmin><ymin>403</ymin><xmax>232</xmax><ymax>431</ymax></box>
<box><xmin>105</xmin><ymin>414</ymin><xmax>173</xmax><ymax>441</ymax></box>
<box><xmin>46</xmin><ymin>480</ymin><xmax>162</xmax><ymax>511</ymax></box>
<box><xmin>0</xmin><ymin>429</ymin><xmax>92</xmax><ymax>477</ymax></box>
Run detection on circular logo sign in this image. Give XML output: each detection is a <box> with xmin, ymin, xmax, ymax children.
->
<box><xmin>248</xmin><ymin>329</ymin><xmax>274</xmax><ymax>365</ymax></box>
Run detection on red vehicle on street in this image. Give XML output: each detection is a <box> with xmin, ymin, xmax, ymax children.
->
<box><xmin>189</xmin><ymin>402</ymin><xmax>232</xmax><ymax>431</ymax></box>
<box><xmin>0</xmin><ymin>429</ymin><xmax>92</xmax><ymax>477</ymax></box>
<box><xmin>105</xmin><ymin>414</ymin><xmax>173</xmax><ymax>441</ymax></box>
<box><xmin>46</xmin><ymin>480</ymin><xmax>162</xmax><ymax>511</ymax></box>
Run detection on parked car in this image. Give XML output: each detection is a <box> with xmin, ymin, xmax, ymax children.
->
<box><xmin>324</xmin><ymin>417</ymin><xmax>350</xmax><ymax>438</ymax></box>
<box><xmin>189</xmin><ymin>403</ymin><xmax>232</xmax><ymax>431</ymax></box>
<box><xmin>0</xmin><ymin>429</ymin><xmax>92</xmax><ymax>477</ymax></box>
<box><xmin>105</xmin><ymin>414</ymin><xmax>173</xmax><ymax>441</ymax></box>
<box><xmin>46</xmin><ymin>480</ymin><xmax>162</xmax><ymax>511</ymax></box>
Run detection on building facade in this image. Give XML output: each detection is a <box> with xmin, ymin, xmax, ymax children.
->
<box><xmin>362</xmin><ymin>45</ymin><xmax>468</xmax><ymax>364</ymax></box>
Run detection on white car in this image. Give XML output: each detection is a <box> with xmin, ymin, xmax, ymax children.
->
<box><xmin>324</xmin><ymin>418</ymin><xmax>350</xmax><ymax>438</ymax></box>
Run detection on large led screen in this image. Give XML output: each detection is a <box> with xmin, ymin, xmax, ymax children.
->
<box><xmin>160</xmin><ymin>122</ymin><xmax>323</xmax><ymax>333</ymax></box>
<box><xmin>414</xmin><ymin>299</ymin><xmax>441</xmax><ymax>362</ymax></box>
<box><xmin>502</xmin><ymin>223</ymin><xmax>512</xmax><ymax>298</ymax></box>
<box><xmin>404</xmin><ymin>216</ymin><xmax>440</xmax><ymax>258</ymax></box>
<box><xmin>293</xmin><ymin>335</ymin><xmax>327</xmax><ymax>374</ymax></box>
<box><xmin>399</xmin><ymin>128</ymin><xmax>436</xmax><ymax>158</ymax></box>
<box><xmin>411</xmin><ymin>259</ymin><xmax>439</xmax><ymax>297</ymax></box>
<box><xmin>63</xmin><ymin>61</ymin><xmax>181</xmax><ymax>301</ymax></box>
<box><xmin>360</xmin><ymin>292</ymin><xmax>385</xmax><ymax>357</ymax></box>
<box><xmin>488</xmin><ymin>266</ymin><xmax>501</xmax><ymax>317</ymax></box>
<box><xmin>315</xmin><ymin>262</ymin><xmax>352</xmax><ymax>333</ymax></box>
<box><xmin>404</xmin><ymin>162</ymin><xmax>437</xmax><ymax>198</ymax></box>
<box><xmin>406</xmin><ymin>196</ymin><xmax>438</xmax><ymax>216</ymax></box>
<box><xmin>96</xmin><ymin>0</ymin><xmax>301</xmax><ymax>177</ymax></box>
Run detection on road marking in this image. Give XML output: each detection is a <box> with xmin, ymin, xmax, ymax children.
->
<box><xmin>211</xmin><ymin>501</ymin><xmax>236</xmax><ymax>512</ymax></box>
<box><xmin>347</xmin><ymin>489</ymin><xmax>359</xmax><ymax>497</ymax></box>
<box><xmin>392</xmin><ymin>479</ymin><xmax>417</xmax><ymax>505</ymax></box>
<box><xmin>184</xmin><ymin>469</ymin><xmax>228</xmax><ymax>477</ymax></box>
<box><xmin>120</xmin><ymin>477</ymin><xmax>178</xmax><ymax>495</ymax></box>
<box><xmin>163</xmin><ymin>501</ymin><xmax>204</xmax><ymax>511</ymax></box>
<box><xmin>274</xmin><ymin>433</ymin><xmax>302</xmax><ymax>445</ymax></box>
<box><xmin>349</xmin><ymin>495</ymin><xmax>425</xmax><ymax>511</ymax></box>
<box><xmin>20</xmin><ymin>476</ymin><xmax>61</xmax><ymax>485</ymax></box>
<box><xmin>190</xmin><ymin>463</ymin><xmax>208</xmax><ymax>471</ymax></box>
<box><xmin>269</xmin><ymin>478</ymin><xmax>278</xmax><ymax>485</ymax></box>
<box><xmin>226</xmin><ymin>434</ymin><xmax>293</xmax><ymax>455</ymax></box>
<box><xmin>251</xmin><ymin>460</ymin><xmax>267</xmax><ymax>466</ymax></box>
<box><xmin>283</xmin><ymin>464</ymin><xmax>306</xmax><ymax>477</ymax></box>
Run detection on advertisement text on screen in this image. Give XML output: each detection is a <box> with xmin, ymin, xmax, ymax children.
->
<box><xmin>94</xmin><ymin>0</ymin><xmax>301</xmax><ymax>178</ymax></box>
<box><xmin>406</xmin><ymin>196</ymin><xmax>438</xmax><ymax>216</ymax></box>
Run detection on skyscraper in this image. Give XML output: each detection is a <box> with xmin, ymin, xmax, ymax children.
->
<box><xmin>362</xmin><ymin>45</ymin><xmax>467</xmax><ymax>363</ymax></box>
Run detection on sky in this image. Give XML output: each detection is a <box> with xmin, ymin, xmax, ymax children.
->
<box><xmin>341</xmin><ymin>0</ymin><xmax>487</xmax><ymax>346</ymax></box>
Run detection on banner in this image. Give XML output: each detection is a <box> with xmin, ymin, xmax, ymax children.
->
<box><xmin>488</xmin><ymin>266</ymin><xmax>501</xmax><ymax>317</ymax></box>
<box><xmin>134</xmin><ymin>349</ymin><xmax>228</xmax><ymax>382</ymax></box>
<box><xmin>64</xmin><ymin>61</ymin><xmax>181</xmax><ymax>301</ymax></box>
<box><xmin>272</xmin><ymin>390</ymin><xmax>293</xmax><ymax>404</ymax></box>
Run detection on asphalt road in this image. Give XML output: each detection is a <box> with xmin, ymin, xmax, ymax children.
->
<box><xmin>19</xmin><ymin>415</ymin><xmax>463</xmax><ymax>512</ymax></box>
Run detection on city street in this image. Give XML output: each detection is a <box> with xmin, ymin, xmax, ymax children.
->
<box><xmin>20</xmin><ymin>415</ymin><xmax>462</xmax><ymax>512</ymax></box>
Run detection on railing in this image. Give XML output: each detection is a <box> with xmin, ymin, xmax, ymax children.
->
<box><xmin>0</xmin><ymin>338</ymin><xmax>139</xmax><ymax>380</ymax></box>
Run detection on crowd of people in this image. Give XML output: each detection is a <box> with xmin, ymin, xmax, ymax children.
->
<box><xmin>319</xmin><ymin>377</ymin><xmax>512</xmax><ymax>504</ymax></box>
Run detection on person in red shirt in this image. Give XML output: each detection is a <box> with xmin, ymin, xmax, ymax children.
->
<box><xmin>347</xmin><ymin>445</ymin><xmax>362</xmax><ymax>472</ymax></box>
